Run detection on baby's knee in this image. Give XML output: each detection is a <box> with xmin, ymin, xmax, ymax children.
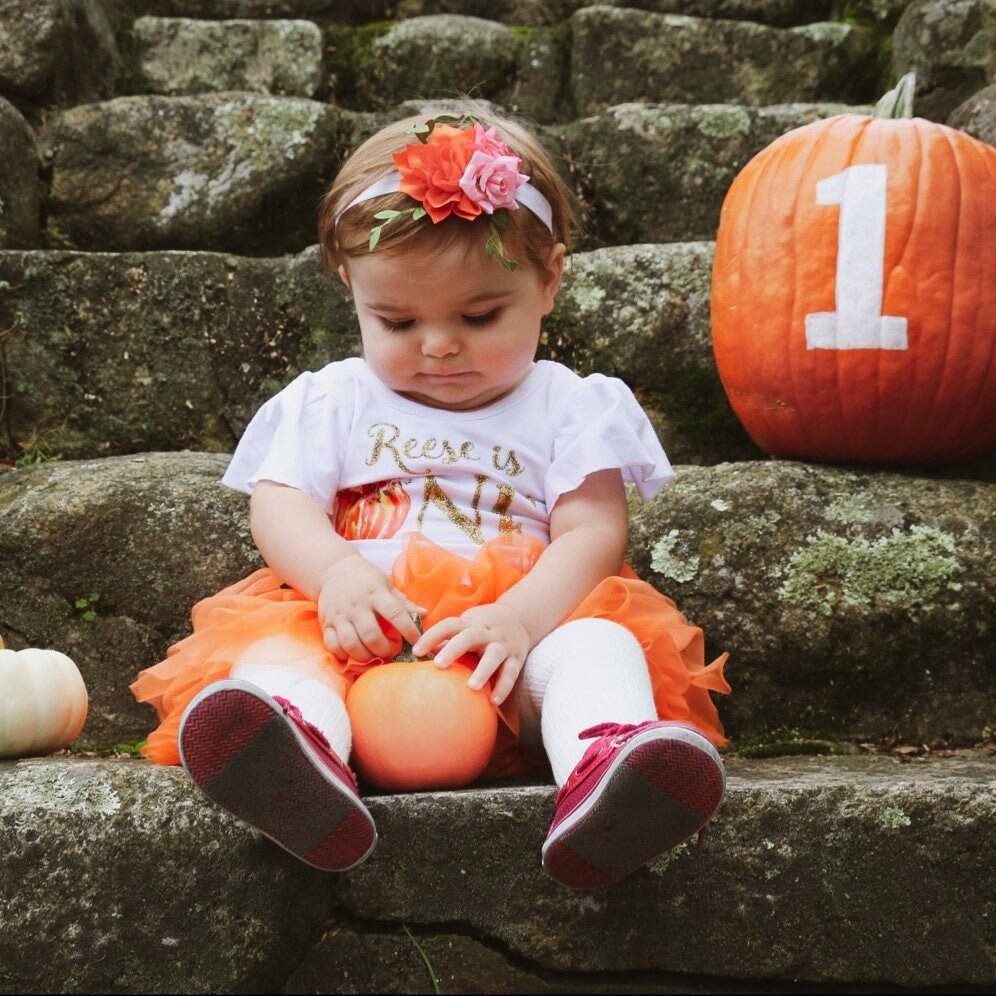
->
<box><xmin>534</xmin><ymin>617</ymin><xmax>642</xmax><ymax>658</ymax></box>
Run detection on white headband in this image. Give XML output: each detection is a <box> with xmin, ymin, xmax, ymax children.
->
<box><xmin>340</xmin><ymin>170</ymin><xmax>555</xmax><ymax>233</ymax></box>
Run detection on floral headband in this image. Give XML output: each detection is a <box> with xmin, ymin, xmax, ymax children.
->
<box><xmin>339</xmin><ymin>117</ymin><xmax>554</xmax><ymax>271</ymax></box>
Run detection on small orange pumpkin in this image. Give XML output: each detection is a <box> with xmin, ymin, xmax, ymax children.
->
<box><xmin>345</xmin><ymin>659</ymin><xmax>498</xmax><ymax>791</ymax></box>
<box><xmin>710</xmin><ymin>75</ymin><xmax>996</xmax><ymax>465</ymax></box>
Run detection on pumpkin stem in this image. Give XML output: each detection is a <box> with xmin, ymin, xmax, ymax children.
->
<box><xmin>395</xmin><ymin>614</ymin><xmax>423</xmax><ymax>662</ymax></box>
<box><xmin>873</xmin><ymin>72</ymin><xmax>916</xmax><ymax>119</ymax></box>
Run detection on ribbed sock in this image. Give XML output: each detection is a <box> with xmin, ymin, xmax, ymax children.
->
<box><xmin>229</xmin><ymin>661</ymin><xmax>353</xmax><ymax>762</ymax></box>
<box><xmin>517</xmin><ymin>618</ymin><xmax>657</xmax><ymax>786</ymax></box>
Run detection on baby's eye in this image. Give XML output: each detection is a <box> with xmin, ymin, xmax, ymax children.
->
<box><xmin>463</xmin><ymin>309</ymin><xmax>501</xmax><ymax>327</ymax></box>
<box><xmin>378</xmin><ymin>316</ymin><xmax>414</xmax><ymax>331</ymax></box>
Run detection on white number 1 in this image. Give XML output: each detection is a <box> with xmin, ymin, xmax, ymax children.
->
<box><xmin>804</xmin><ymin>163</ymin><xmax>908</xmax><ymax>350</ymax></box>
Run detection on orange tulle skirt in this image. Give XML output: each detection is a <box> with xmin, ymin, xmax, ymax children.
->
<box><xmin>131</xmin><ymin>533</ymin><xmax>730</xmax><ymax>776</ymax></box>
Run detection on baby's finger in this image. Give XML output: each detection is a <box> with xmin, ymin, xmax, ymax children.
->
<box><xmin>466</xmin><ymin>642</ymin><xmax>507</xmax><ymax>690</ymax></box>
<box><xmin>323</xmin><ymin>627</ymin><xmax>348</xmax><ymax>662</ymax></box>
<box><xmin>489</xmin><ymin>657</ymin><xmax>523</xmax><ymax>705</ymax></box>
<box><xmin>431</xmin><ymin>627</ymin><xmax>489</xmax><ymax>668</ymax></box>
<box><xmin>372</xmin><ymin>594</ymin><xmax>422</xmax><ymax>647</ymax></box>
<box><xmin>411</xmin><ymin>616</ymin><xmax>464</xmax><ymax>658</ymax></box>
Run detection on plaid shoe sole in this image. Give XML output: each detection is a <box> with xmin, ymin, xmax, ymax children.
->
<box><xmin>179</xmin><ymin>679</ymin><xmax>376</xmax><ymax>872</ymax></box>
<box><xmin>542</xmin><ymin>724</ymin><xmax>725</xmax><ymax>890</ymax></box>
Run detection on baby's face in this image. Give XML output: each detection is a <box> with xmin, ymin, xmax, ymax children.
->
<box><xmin>342</xmin><ymin>241</ymin><xmax>564</xmax><ymax>411</ymax></box>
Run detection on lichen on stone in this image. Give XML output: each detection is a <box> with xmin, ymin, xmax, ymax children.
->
<box><xmin>877</xmin><ymin>805</ymin><xmax>912</xmax><ymax>829</ymax></box>
<box><xmin>694</xmin><ymin>105</ymin><xmax>752</xmax><ymax>140</ymax></box>
<box><xmin>777</xmin><ymin>524</ymin><xmax>963</xmax><ymax>617</ymax></box>
<box><xmin>650</xmin><ymin>529</ymin><xmax>700</xmax><ymax>582</ymax></box>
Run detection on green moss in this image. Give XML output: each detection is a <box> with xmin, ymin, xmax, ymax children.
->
<box><xmin>731</xmin><ymin>725</ymin><xmax>849</xmax><ymax>758</ymax></box>
<box><xmin>777</xmin><ymin>525</ymin><xmax>962</xmax><ymax>618</ymax></box>
<box><xmin>737</xmin><ymin>739</ymin><xmax>835</xmax><ymax>759</ymax></box>
<box><xmin>297</xmin><ymin>323</ymin><xmax>339</xmax><ymax>371</ymax></box>
<box><xmin>66</xmin><ymin>740</ymin><xmax>147</xmax><ymax>758</ymax></box>
<box><xmin>323</xmin><ymin>22</ymin><xmax>394</xmax><ymax>106</ymax></box>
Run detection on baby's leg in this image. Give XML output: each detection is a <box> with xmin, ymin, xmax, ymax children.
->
<box><xmin>230</xmin><ymin>633</ymin><xmax>352</xmax><ymax>761</ymax></box>
<box><xmin>517</xmin><ymin>618</ymin><xmax>658</xmax><ymax>784</ymax></box>
<box><xmin>178</xmin><ymin>633</ymin><xmax>375</xmax><ymax>872</ymax></box>
<box><xmin>516</xmin><ymin>618</ymin><xmax>724</xmax><ymax>890</ymax></box>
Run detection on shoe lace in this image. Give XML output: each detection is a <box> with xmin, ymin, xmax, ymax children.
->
<box><xmin>555</xmin><ymin>720</ymin><xmax>661</xmax><ymax>803</ymax></box>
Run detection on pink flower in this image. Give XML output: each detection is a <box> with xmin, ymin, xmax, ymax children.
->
<box><xmin>470</xmin><ymin>123</ymin><xmax>509</xmax><ymax>158</ymax></box>
<box><xmin>459</xmin><ymin>156</ymin><xmax>529</xmax><ymax>216</ymax></box>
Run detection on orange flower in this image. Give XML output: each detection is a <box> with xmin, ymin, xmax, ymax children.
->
<box><xmin>393</xmin><ymin>125</ymin><xmax>482</xmax><ymax>223</ymax></box>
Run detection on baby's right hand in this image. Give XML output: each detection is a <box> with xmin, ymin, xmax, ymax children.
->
<box><xmin>317</xmin><ymin>555</ymin><xmax>423</xmax><ymax>663</ymax></box>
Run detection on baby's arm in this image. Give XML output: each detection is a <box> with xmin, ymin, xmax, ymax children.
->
<box><xmin>250</xmin><ymin>480</ymin><xmax>422</xmax><ymax>662</ymax></box>
<box><xmin>413</xmin><ymin>468</ymin><xmax>629</xmax><ymax>703</ymax></box>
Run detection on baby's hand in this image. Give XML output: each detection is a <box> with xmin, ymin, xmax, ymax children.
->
<box><xmin>318</xmin><ymin>555</ymin><xmax>423</xmax><ymax>663</ymax></box>
<box><xmin>413</xmin><ymin>603</ymin><xmax>531</xmax><ymax>706</ymax></box>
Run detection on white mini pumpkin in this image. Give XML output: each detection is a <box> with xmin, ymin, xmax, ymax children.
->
<box><xmin>0</xmin><ymin>635</ymin><xmax>89</xmax><ymax>758</ymax></box>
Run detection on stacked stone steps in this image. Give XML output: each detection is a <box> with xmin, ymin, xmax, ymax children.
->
<box><xmin>0</xmin><ymin>1</ymin><xmax>993</xmax><ymax>993</ymax></box>
<box><xmin>2</xmin><ymin>752</ymin><xmax>992</xmax><ymax>994</ymax></box>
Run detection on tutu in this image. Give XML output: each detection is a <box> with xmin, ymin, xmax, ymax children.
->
<box><xmin>131</xmin><ymin>532</ymin><xmax>730</xmax><ymax>774</ymax></box>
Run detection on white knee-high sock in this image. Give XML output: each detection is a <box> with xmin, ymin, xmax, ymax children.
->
<box><xmin>525</xmin><ymin>618</ymin><xmax>658</xmax><ymax>786</ymax></box>
<box><xmin>229</xmin><ymin>662</ymin><xmax>353</xmax><ymax>762</ymax></box>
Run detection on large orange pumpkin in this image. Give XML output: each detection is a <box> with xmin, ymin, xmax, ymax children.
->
<box><xmin>711</xmin><ymin>75</ymin><xmax>996</xmax><ymax>465</ymax></box>
<box><xmin>345</xmin><ymin>659</ymin><xmax>498</xmax><ymax>791</ymax></box>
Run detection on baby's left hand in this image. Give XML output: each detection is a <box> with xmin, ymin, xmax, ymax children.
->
<box><xmin>413</xmin><ymin>604</ymin><xmax>531</xmax><ymax>706</ymax></box>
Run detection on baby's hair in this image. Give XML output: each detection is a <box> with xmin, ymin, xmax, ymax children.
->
<box><xmin>319</xmin><ymin>102</ymin><xmax>574</xmax><ymax>275</ymax></box>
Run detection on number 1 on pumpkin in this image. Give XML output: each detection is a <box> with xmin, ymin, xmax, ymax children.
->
<box><xmin>805</xmin><ymin>163</ymin><xmax>909</xmax><ymax>351</ymax></box>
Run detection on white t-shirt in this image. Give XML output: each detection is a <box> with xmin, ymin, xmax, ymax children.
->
<box><xmin>223</xmin><ymin>358</ymin><xmax>674</xmax><ymax>572</ymax></box>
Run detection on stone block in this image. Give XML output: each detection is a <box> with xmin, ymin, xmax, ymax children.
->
<box><xmin>892</xmin><ymin>0</ymin><xmax>996</xmax><ymax>122</ymax></box>
<box><xmin>132</xmin><ymin>16</ymin><xmax>325</xmax><ymax>97</ymax></box>
<box><xmin>569</xmin><ymin>9</ymin><xmax>877</xmax><ymax>114</ymax></box>
<box><xmin>627</xmin><ymin>461</ymin><xmax>994</xmax><ymax>743</ymax></box>
<box><xmin>0</xmin><ymin>0</ymin><xmax>127</xmax><ymax>109</ymax></box>
<box><xmin>0</xmin><ymin>98</ymin><xmax>40</xmax><ymax>249</ymax></box>
<box><xmin>39</xmin><ymin>93</ymin><xmax>349</xmax><ymax>253</ymax></box>
<box><xmin>555</xmin><ymin>101</ymin><xmax>869</xmax><ymax>247</ymax></box>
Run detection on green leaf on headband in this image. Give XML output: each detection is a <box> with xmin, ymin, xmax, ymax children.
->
<box><xmin>408</xmin><ymin>114</ymin><xmax>480</xmax><ymax>143</ymax></box>
<box><xmin>368</xmin><ymin>206</ymin><xmax>429</xmax><ymax>252</ymax></box>
<box><xmin>486</xmin><ymin>218</ymin><xmax>518</xmax><ymax>271</ymax></box>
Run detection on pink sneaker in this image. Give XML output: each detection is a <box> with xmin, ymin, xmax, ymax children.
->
<box><xmin>178</xmin><ymin>678</ymin><xmax>376</xmax><ymax>872</ymax></box>
<box><xmin>542</xmin><ymin>720</ymin><xmax>725</xmax><ymax>890</ymax></box>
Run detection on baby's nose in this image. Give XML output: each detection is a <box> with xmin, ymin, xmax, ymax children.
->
<box><xmin>421</xmin><ymin>328</ymin><xmax>460</xmax><ymax>357</ymax></box>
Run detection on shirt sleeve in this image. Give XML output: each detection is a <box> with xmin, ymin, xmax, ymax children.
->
<box><xmin>545</xmin><ymin>373</ymin><xmax>675</xmax><ymax>506</ymax></box>
<box><xmin>221</xmin><ymin>368</ymin><xmax>352</xmax><ymax>508</ymax></box>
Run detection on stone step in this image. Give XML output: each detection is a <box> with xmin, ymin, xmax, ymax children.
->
<box><xmin>27</xmin><ymin>96</ymin><xmax>861</xmax><ymax>255</ymax></box>
<box><xmin>1</xmin><ymin>751</ymin><xmax>992</xmax><ymax>993</ymax></box>
<box><xmin>0</xmin><ymin>452</ymin><xmax>990</xmax><ymax>748</ymax></box>
<box><xmin>0</xmin><ymin>243</ymin><xmax>764</xmax><ymax>465</ymax></box>
<box><xmin>4</xmin><ymin>238</ymin><xmax>992</xmax><ymax>475</ymax></box>
<box><xmin>0</xmin><ymin>2</ymin><xmax>891</xmax><ymax>116</ymax></box>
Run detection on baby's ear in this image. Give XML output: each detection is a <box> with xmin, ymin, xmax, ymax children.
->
<box><xmin>541</xmin><ymin>243</ymin><xmax>566</xmax><ymax>302</ymax></box>
<box><xmin>337</xmin><ymin>264</ymin><xmax>351</xmax><ymax>288</ymax></box>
